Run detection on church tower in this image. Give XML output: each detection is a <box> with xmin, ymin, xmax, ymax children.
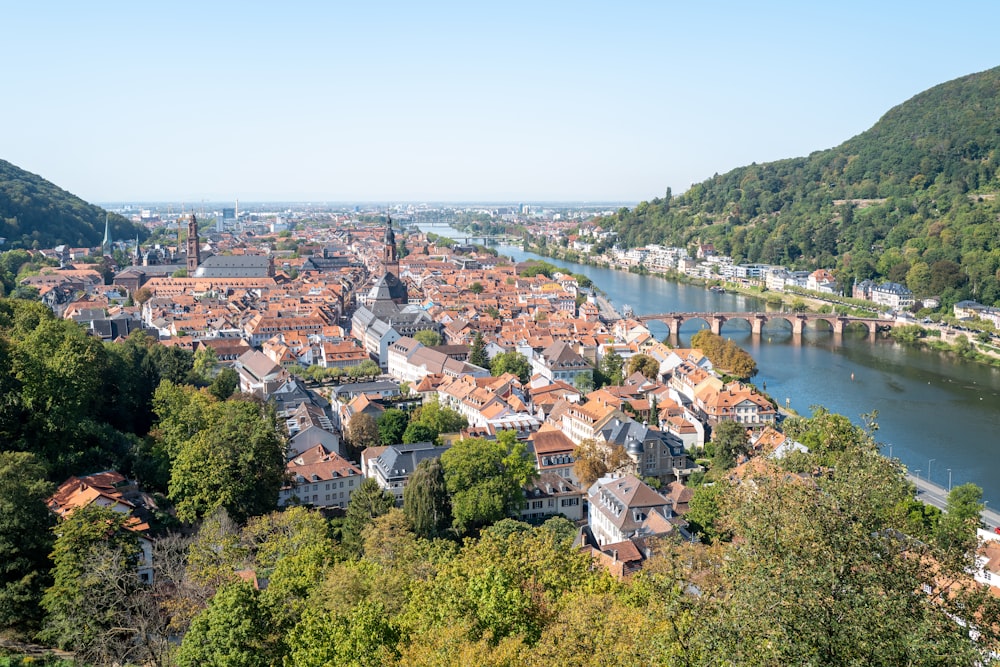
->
<box><xmin>383</xmin><ymin>217</ymin><xmax>399</xmax><ymax>278</ymax></box>
<box><xmin>185</xmin><ymin>214</ymin><xmax>200</xmax><ymax>274</ymax></box>
<box><xmin>101</xmin><ymin>213</ymin><xmax>111</xmax><ymax>255</ymax></box>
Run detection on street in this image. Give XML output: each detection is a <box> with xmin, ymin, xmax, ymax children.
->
<box><xmin>907</xmin><ymin>473</ymin><xmax>1000</xmax><ymax>531</ymax></box>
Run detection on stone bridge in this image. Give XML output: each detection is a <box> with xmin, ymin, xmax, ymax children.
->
<box><xmin>636</xmin><ymin>312</ymin><xmax>894</xmax><ymax>337</ymax></box>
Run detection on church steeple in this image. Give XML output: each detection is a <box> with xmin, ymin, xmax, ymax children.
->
<box><xmin>185</xmin><ymin>214</ymin><xmax>201</xmax><ymax>274</ymax></box>
<box><xmin>101</xmin><ymin>213</ymin><xmax>111</xmax><ymax>254</ymax></box>
<box><xmin>383</xmin><ymin>216</ymin><xmax>398</xmax><ymax>278</ymax></box>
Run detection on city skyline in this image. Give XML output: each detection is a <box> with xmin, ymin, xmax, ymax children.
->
<box><xmin>4</xmin><ymin>1</ymin><xmax>999</xmax><ymax>203</ymax></box>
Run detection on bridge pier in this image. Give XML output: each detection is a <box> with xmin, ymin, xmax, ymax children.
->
<box><xmin>635</xmin><ymin>312</ymin><xmax>885</xmax><ymax>341</ymax></box>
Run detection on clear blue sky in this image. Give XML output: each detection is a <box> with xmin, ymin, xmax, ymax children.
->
<box><xmin>3</xmin><ymin>1</ymin><xmax>998</xmax><ymax>204</ymax></box>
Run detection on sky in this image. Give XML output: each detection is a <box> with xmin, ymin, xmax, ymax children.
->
<box><xmin>2</xmin><ymin>1</ymin><xmax>999</xmax><ymax>204</ymax></box>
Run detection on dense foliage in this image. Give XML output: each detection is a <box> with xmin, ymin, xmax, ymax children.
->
<box><xmin>691</xmin><ymin>329</ymin><xmax>758</xmax><ymax>378</ymax></box>
<box><xmin>0</xmin><ymin>158</ymin><xmax>143</xmax><ymax>249</ymax></box>
<box><xmin>167</xmin><ymin>405</ymin><xmax>1000</xmax><ymax>666</ymax></box>
<box><xmin>601</xmin><ymin>66</ymin><xmax>1000</xmax><ymax>308</ymax></box>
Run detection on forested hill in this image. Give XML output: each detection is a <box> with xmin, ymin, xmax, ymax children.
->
<box><xmin>0</xmin><ymin>159</ymin><xmax>141</xmax><ymax>249</ymax></box>
<box><xmin>601</xmin><ymin>65</ymin><xmax>1000</xmax><ymax>307</ymax></box>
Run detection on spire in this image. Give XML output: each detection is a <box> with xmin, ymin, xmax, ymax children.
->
<box><xmin>102</xmin><ymin>213</ymin><xmax>111</xmax><ymax>253</ymax></box>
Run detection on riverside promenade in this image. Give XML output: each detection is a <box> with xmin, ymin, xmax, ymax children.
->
<box><xmin>907</xmin><ymin>473</ymin><xmax>1000</xmax><ymax>530</ymax></box>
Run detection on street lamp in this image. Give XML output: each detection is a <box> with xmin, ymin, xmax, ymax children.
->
<box><xmin>947</xmin><ymin>468</ymin><xmax>952</xmax><ymax>492</ymax></box>
<box><xmin>928</xmin><ymin>459</ymin><xmax>935</xmax><ymax>484</ymax></box>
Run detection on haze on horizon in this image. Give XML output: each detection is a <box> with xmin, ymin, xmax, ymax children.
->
<box><xmin>3</xmin><ymin>1</ymin><xmax>998</xmax><ymax>204</ymax></box>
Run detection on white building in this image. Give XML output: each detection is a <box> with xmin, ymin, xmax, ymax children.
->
<box><xmin>587</xmin><ymin>474</ymin><xmax>676</xmax><ymax>547</ymax></box>
<box><xmin>280</xmin><ymin>445</ymin><xmax>362</xmax><ymax>509</ymax></box>
<box><xmin>520</xmin><ymin>472</ymin><xmax>584</xmax><ymax>523</ymax></box>
<box><xmin>361</xmin><ymin>442</ymin><xmax>450</xmax><ymax>504</ymax></box>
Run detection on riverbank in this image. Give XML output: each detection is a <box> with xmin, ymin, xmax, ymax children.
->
<box><xmin>522</xmin><ymin>240</ymin><xmax>1000</xmax><ymax>368</ymax></box>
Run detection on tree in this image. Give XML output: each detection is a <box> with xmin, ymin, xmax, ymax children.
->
<box><xmin>413</xmin><ymin>329</ymin><xmax>443</xmax><ymax>347</ymax></box>
<box><xmin>690</xmin><ymin>329</ymin><xmax>757</xmax><ymax>379</ymax></box>
<box><xmin>710</xmin><ymin>420</ymin><xmax>749</xmax><ymax>470</ymax></box>
<box><xmin>441</xmin><ymin>431</ymin><xmax>536</xmax><ymax>535</ymax></box>
<box><xmin>402</xmin><ymin>421</ymin><xmax>437</xmax><ymax>444</ymax></box>
<box><xmin>598</xmin><ymin>350</ymin><xmax>624</xmax><ymax>386</ymax></box>
<box><xmin>411</xmin><ymin>397</ymin><xmax>468</xmax><ymax>435</ymax></box>
<box><xmin>342</xmin><ymin>478</ymin><xmax>396</xmax><ymax>556</ymax></box>
<box><xmin>626</xmin><ymin>353</ymin><xmax>659</xmax><ymax>379</ymax></box>
<box><xmin>469</xmin><ymin>282</ymin><xmax>484</xmax><ymax>294</ymax></box>
<box><xmin>490</xmin><ymin>350</ymin><xmax>531</xmax><ymax>384</ymax></box>
<box><xmin>175</xmin><ymin>581</ymin><xmax>272</xmax><ymax>667</ymax></box>
<box><xmin>133</xmin><ymin>286</ymin><xmax>153</xmax><ymax>305</ymax></box>
<box><xmin>209</xmin><ymin>367</ymin><xmax>240</xmax><ymax>400</ymax></box>
<box><xmin>285</xmin><ymin>599</ymin><xmax>400</xmax><ymax>667</ymax></box>
<box><xmin>40</xmin><ymin>505</ymin><xmax>142</xmax><ymax>655</ymax></box>
<box><xmin>711</xmin><ymin>464</ymin><xmax>982</xmax><ymax>665</ymax></box>
<box><xmin>192</xmin><ymin>345</ymin><xmax>219</xmax><ymax>383</ymax></box>
<box><xmin>0</xmin><ymin>451</ymin><xmax>55</xmax><ymax>630</ymax></box>
<box><xmin>348</xmin><ymin>359</ymin><xmax>380</xmax><ymax>378</ymax></box>
<box><xmin>468</xmin><ymin>331</ymin><xmax>489</xmax><ymax>369</ymax></box>
<box><xmin>572</xmin><ymin>439</ymin><xmax>632</xmax><ymax>488</ymax></box>
<box><xmin>403</xmin><ymin>457</ymin><xmax>452</xmax><ymax>539</ymax></box>
<box><xmin>685</xmin><ymin>482</ymin><xmax>727</xmax><ymax>543</ymax></box>
<box><xmin>378</xmin><ymin>408</ymin><xmax>410</xmax><ymax>446</ymax></box>
<box><xmin>169</xmin><ymin>398</ymin><xmax>286</xmax><ymax>524</ymax></box>
<box><xmin>936</xmin><ymin>482</ymin><xmax>983</xmax><ymax>564</ymax></box>
<box><xmin>346</xmin><ymin>413</ymin><xmax>380</xmax><ymax>453</ymax></box>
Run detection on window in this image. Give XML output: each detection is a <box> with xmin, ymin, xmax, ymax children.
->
<box><xmin>532</xmin><ymin>501</ymin><xmax>543</xmax><ymax>509</ymax></box>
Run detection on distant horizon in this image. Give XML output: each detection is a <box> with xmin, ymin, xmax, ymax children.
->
<box><xmin>4</xmin><ymin>4</ymin><xmax>999</xmax><ymax>203</ymax></box>
<box><xmin>96</xmin><ymin>200</ymin><xmax>637</xmax><ymax>208</ymax></box>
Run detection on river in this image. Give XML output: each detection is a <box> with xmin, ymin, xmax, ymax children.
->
<box><xmin>419</xmin><ymin>224</ymin><xmax>1000</xmax><ymax>503</ymax></box>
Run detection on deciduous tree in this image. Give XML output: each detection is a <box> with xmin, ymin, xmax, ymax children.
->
<box><xmin>378</xmin><ymin>408</ymin><xmax>409</xmax><ymax>446</ymax></box>
<box><xmin>626</xmin><ymin>353</ymin><xmax>659</xmax><ymax>379</ymax></box>
<box><xmin>403</xmin><ymin>457</ymin><xmax>452</xmax><ymax>539</ymax></box>
<box><xmin>710</xmin><ymin>420</ymin><xmax>749</xmax><ymax>470</ymax></box>
<box><xmin>40</xmin><ymin>505</ymin><xmax>141</xmax><ymax>655</ymax></box>
<box><xmin>168</xmin><ymin>398</ymin><xmax>286</xmax><ymax>524</ymax></box>
<box><xmin>414</xmin><ymin>329</ymin><xmax>443</xmax><ymax>347</ymax></box>
<box><xmin>175</xmin><ymin>580</ymin><xmax>272</xmax><ymax>667</ymax></box>
<box><xmin>346</xmin><ymin>412</ymin><xmax>380</xmax><ymax>453</ymax></box>
<box><xmin>441</xmin><ymin>431</ymin><xmax>536</xmax><ymax>535</ymax></box>
<box><xmin>0</xmin><ymin>451</ymin><xmax>54</xmax><ymax>630</ymax></box>
<box><xmin>572</xmin><ymin>438</ymin><xmax>632</xmax><ymax>488</ymax></box>
<box><xmin>490</xmin><ymin>350</ymin><xmax>531</xmax><ymax>384</ymax></box>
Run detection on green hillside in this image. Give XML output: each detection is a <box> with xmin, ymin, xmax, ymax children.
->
<box><xmin>602</xmin><ymin>65</ymin><xmax>1000</xmax><ymax>307</ymax></box>
<box><xmin>0</xmin><ymin>159</ymin><xmax>141</xmax><ymax>249</ymax></box>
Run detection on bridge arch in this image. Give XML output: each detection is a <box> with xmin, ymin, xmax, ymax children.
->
<box><xmin>635</xmin><ymin>312</ymin><xmax>889</xmax><ymax>338</ymax></box>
